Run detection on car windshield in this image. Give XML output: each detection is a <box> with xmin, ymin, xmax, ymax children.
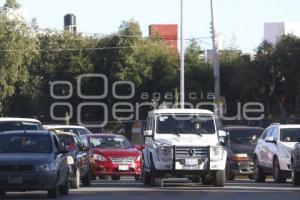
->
<box><xmin>280</xmin><ymin>128</ymin><xmax>300</xmax><ymax>142</ymax></box>
<box><xmin>89</xmin><ymin>136</ymin><xmax>133</xmax><ymax>149</ymax></box>
<box><xmin>55</xmin><ymin>128</ymin><xmax>91</xmax><ymax>136</ymax></box>
<box><xmin>0</xmin><ymin>122</ymin><xmax>41</xmax><ymax>132</ymax></box>
<box><xmin>227</xmin><ymin>128</ymin><xmax>263</xmax><ymax>145</ymax></box>
<box><xmin>156</xmin><ymin>114</ymin><xmax>215</xmax><ymax>134</ymax></box>
<box><xmin>0</xmin><ymin>133</ymin><xmax>51</xmax><ymax>153</ymax></box>
<box><xmin>57</xmin><ymin>135</ymin><xmax>76</xmax><ymax>151</ymax></box>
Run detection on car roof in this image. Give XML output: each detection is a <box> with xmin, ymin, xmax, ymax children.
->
<box><xmin>148</xmin><ymin>109</ymin><xmax>214</xmax><ymax>115</ymax></box>
<box><xmin>0</xmin><ymin>130</ymin><xmax>51</xmax><ymax>135</ymax></box>
<box><xmin>224</xmin><ymin>126</ymin><xmax>264</xmax><ymax>130</ymax></box>
<box><xmin>44</xmin><ymin>125</ymin><xmax>87</xmax><ymax>129</ymax></box>
<box><xmin>55</xmin><ymin>131</ymin><xmax>76</xmax><ymax>137</ymax></box>
<box><xmin>278</xmin><ymin>124</ymin><xmax>300</xmax><ymax>129</ymax></box>
<box><xmin>0</xmin><ymin>118</ymin><xmax>41</xmax><ymax>123</ymax></box>
<box><xmin>87</xmin><ymin>133</ymin><xmax>123</xmax><ymax>137</ymax></box>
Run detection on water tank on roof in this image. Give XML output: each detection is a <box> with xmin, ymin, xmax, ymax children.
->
<box><xmin>64</xmin><ymin>14</ymin><xmax>76</xmax><ymax>27</ymax></box>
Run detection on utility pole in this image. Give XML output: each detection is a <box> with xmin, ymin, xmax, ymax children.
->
<box><xmin>210</xmin><ymin>0</ymin><xmax>220</xmax><ymax>98</ymax></box>
<box><xmin>180</xmin><ymin>0</ymin><xmax>185</xmax><ymax>109</ymax></box>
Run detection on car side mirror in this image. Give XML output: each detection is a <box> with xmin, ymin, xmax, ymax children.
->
<box><xmin>135</xmin><ymin>145</ymin><xmax>145</xmax><ymax>151</ymax></box>
<box><xmin>144</xmin><ymin>130</ymin><xmax>153</xmax><ymax>137</ymax></box>
<box><xmin>265</xmin><ymin>136</ymin><xmax>276</xmax><ymax>143</ymax></box>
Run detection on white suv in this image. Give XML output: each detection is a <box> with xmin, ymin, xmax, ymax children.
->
<box><xmin>141</xmin><ymin>109</ymin><xmax>227</xmax><ymax>187</ymax></box>
<box><xmin>254</xmin><ymin>123</ymin><xmax>300</xmax><ymax>183</ymax></box>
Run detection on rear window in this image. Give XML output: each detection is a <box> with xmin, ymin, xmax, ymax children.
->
<box><xmin>226</xmin><ymin>128</ymin><xmax>263</xmax><ymax>145</ymax></box>
<box><xmin>57</xmin><ymin>135</ymin><xmax>76</xmax><ymax>151</ymax></box>
<box><xmin>0</xmin><ymin>121</ymin><xmax>41</xmax><ymax>132</ymax></box>
<box><xmin>0</xmin><ymin>133</ymin><xmax>51</xmax><ymax>153</ymax></box>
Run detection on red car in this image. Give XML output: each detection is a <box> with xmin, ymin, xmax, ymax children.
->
<box><xmin>81</xmin><ymin>134</ymin><xmax>142</xmax><ymax>181</ymax></box>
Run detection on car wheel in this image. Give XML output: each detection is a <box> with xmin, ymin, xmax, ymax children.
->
<box><xmin>213</xmin><ymin>170</ymin><xmax>225</xmax><ymax>187</ymax></box>
<box><xmin>70</xmin><ymin>168</ymin><xmax>80</xmax><ymax>189</ymax></box>
<box><xmin>47</xmin><ymin>184</ymin><xmax>59</xmax><ymax>198</ymax></box>
<box><xmin>201</xmin><ymin>175</ymin><xmax>212</xmax><ymax>185</ymax></box>
<box><xmin>292</xmin><ymin>164</ymin><xmax>300</xmax><ymax>186</ymax></box>
<box><xmin>142</xmin><ymin>158</ymin><xmax>151</xmax><ymax>185</ymax></box>
<box><xmin>226</xmin><ymin>163</ymin><xmax>235</xmax><ymax>180</ymax></box>
<box><xmin>134</xmin><ymin>175</ymin><xmax>141</xmax><ymax>181</ymax></box>
<box><xmin>273</xmin><ymin>157</ymin><xmax>286</xmax><ymax>183</ymax></box>
<box><xmin>59</xmin><ymin>178</ymin><xmax>69</xmax><ymax>196</ymax></box>
<box><xmin>111</xmin><ymin>175</ymin><xmax>121</xmax><ymax>181</ymax></box>
<box><xmin>82</xmin><ymin>171</ymin><xmax>91</xmax><ymax>187</ymax></box>
<box><xmin>98</xmin><ymin>175</ymin><xmax>109</xmax><ymax>180</ymax></box>
<box><xmin>254</xmin><ymin>157</ymin><xmax>266</xmax><ymax>182</ymax></box>
<box><xmin>149</xmin><ymin>158</ymin><xmax>159</xmax><ymax>186</ymax></box>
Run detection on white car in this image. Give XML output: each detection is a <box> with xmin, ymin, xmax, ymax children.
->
<box><xmin>254</xmin><ymin>123</ymin><xmax>300</xmax><ymax>183</ymax></box>
<box><xmin>141</xmin><ymin>109</ymin><xmax>227</xmax><ymax>187</ymax></box>
<box><xmin>44</xmin><ymin>125</ymin><xmax>92</xmax><ymax>136</ymax></box>
<box><xmin>0</xmin><ymin>118</ymin><xmax>44</xmax><ymax>132</ymax></box>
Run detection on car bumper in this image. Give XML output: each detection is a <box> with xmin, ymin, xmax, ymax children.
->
<box><xmin>91</xmin><ymin>160</ymin><xmax>141</xmax><ymax>176</ymax></box>
<box><xmin>229</xmin><ymin>160</ymin><xmax>254</xmax><ymax>175</ymax></box>
<box><xmin>0</xmin><ymin>172</ymin><xmax>57</xmax><ymax>191</ymax></box>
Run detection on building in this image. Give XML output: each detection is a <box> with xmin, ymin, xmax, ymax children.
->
<box><xmin>149</xmin><ymin>24</ymin><xmax>178</xmax><ymax>51</ymax></box>
<box><xmin>264</xmin><ymin>22</ymin><xmax>300</xmax><ymax>45</ymax></box>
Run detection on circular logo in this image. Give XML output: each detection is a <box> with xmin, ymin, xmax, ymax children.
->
<box><xmin>187</xmin><ymin>148</ymin><xmax>195</xmax><ymax>157</ymax></box>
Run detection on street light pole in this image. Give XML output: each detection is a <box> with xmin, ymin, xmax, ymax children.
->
<box><xmin>210</xmin><ymin>0</ymin><xmax>220</xmax><ymax>98</ymax></box>
<box><xmin>180</xmin><ymin>0</ymin><xmax>185</xmax><ymax>109</ymax></box>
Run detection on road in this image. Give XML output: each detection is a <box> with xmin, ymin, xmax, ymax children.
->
<box><xmin>2</xmin><ymin>178</ymin><xmax>300</xmax><ymax>200</ymax></box>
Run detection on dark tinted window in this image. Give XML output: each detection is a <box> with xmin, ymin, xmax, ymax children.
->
<box><xmin>227</xmin><ymin>128</ymin><xmax>263</xmax><ymax>145</ymax></box>
<box><xmin>0</xmin><ymin>133</ymin><xmax>51</xmax><ymax>153</ymax></box>
<box><xmin>0</xmin><ymin>121</ymin><xmax>41</xmax><ymax>132</ymax></box>
<box><xmin>280</xmin><ymin>128</ymin><xmax>300</xmax><ymax>142</ymax></box>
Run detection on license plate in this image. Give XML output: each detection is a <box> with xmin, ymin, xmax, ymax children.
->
<box><xmin>8</xmin><ymin>176</ymin><xmax>23</xmax><ymax>184</ymax></box>
<box><xmin>185</xmin><ymin>159</ymin><xmax>198</xmax><ymax>166</ymax></box>
<box><xmin>118</xmin><ymin>165</ymin><xmax>129</xmax><ymax>171</ymax></box>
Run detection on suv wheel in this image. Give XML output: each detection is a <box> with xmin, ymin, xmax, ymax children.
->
<box><xmin>292</xmin><ymin>164</ymin><xmax>300</xmax><ymax>185</ymax></box>
<box><xmin>82</xmin><ymin>171</ymin><xmax>91</xmax><ymax>187</ymax></box>
<box><xmin>273</xmin><ymin>157</ymin><xmax>286</xmax><ymax>183</ymax></box>
<box><xmin>59</xmin><ymin>178</ymin><xmax>69</xmax><ymax>196</ymax></box>
<box><xmin>142</xmin><ymin>158</ymin><xmax>151</xmax><ymax>185</ymax></box>
<box><xmin>70</xmin><ymin>168</ymin><xmax>80</xmax><ymax>189</ymax></box>
<box><xmin>47</xmin><ymin>184</ymin><xmax>59</xmax><ymax>198</ymax></box>
<box><xmin>111</xmin><ymin>175</ymin><xmax>121</xmax><ymax>180</ymax></box>
<box><xmin>254</xmin><ymin>157</ymin><xmax>266</xmax><ymax>182</ymax></box>
<box><xmin>214</xmin><ymin>170</ymin><xmax>225</xmax><ymax>187</ymax></box>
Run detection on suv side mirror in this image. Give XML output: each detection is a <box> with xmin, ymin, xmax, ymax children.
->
<box><xmin>265</xmin><ymin>136</ymin><xmax>276</xmax><ymax>143</ymax></box>
<box><xmin>144</xmin><ymin>130</ymin><xmax>153</xmax><ymax>137</ymax></box>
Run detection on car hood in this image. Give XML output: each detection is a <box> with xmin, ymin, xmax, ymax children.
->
<box><xmin>0</xmin><ymin>153</ymin><xmax>53</xmax><ymax>165</ymax></box>
<box><xmin>154</xmin><ymin>134</ymin><xmax>219</xmax><ymax>146</ymax></box>
<box><xmin>92</xmin><ymin>148</ymin><xmax>140</xmax><ymax>158</ymax></box>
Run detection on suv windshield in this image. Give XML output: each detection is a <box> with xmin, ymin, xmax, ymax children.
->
<box><xmin>0</xmin><ymin>134</ymin><xmax>51</xmax><ymax>153</ymax></box>
<box><xmin>0</xmin><ymin>122</ymin><xmax>41</xmax><ymax>132</ymax></box>
<box><xmin>227</xmin><ymin>128</ymin><xmax>263</xmax><ymax>145</ymax></box>
<box><xmin>280</xmin><ymin>128</ymin><xmax>300</xmax><ymax>142</ymax></box>
<box><xmin>89</xmin><ymin>136</ymin><xmax>133</xmax><ymax>149</ymax></box>
<box><xmin>156</xmin><ymin>114</ymin><xmax>216</xmax><ymax>134</ymax></box>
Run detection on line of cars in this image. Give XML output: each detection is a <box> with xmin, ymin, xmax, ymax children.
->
<box><xmin>0</xmin><ymin>118</ymin><xmax>143</xmax><ymax>198</ymax></box>
<box><xmin>219</xmin><ymin>124</ymin><xmax>300</xmax><ymax>186</ymax></box>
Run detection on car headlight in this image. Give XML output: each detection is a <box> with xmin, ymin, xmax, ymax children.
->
<box><xmin>157</xmin><ymin>146</ymin><xmax>173</xmax><ymax>160</ymax></box>
<box><xmin>36</xmin><ymin>163</ymin><xmax>56</xmax><ymax>172</ymax></box>
<box><xmin>93</xmin><ymin>154</ymin><xmax>108</xmax><ymax>161</ymax></box>
<box><xmin>210</xmin><ymin>146</ymin><xmax>224</xmax><ymax>161</ymax></box>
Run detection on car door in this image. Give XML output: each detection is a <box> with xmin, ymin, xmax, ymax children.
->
<box><xmin>74</xmin><ymin>136</ymin><xmax>88</xmax><ymax>177</ymax></box>
<box><xmin>259</xmin><ymin>127</ymin><xmax>274</xmax><ymax>167</ymax></box>
<box><xmin>265</xmin><ymin>127</ymin><xmax>279</xmax><ymax>169</ymax></box>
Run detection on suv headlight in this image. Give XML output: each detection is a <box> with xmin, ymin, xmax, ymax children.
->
<box><xmin>36</xmin><ymin>163</ymin><xmax>57</xmax><ymax>172</ymax></box>
<box><xmin>210</xmin><ymin>146</ymin><xmax>224</xmax><ymax>161</ymax></box>
<box><xmin>157</xmin><ymin>146</ymin><xmax>173</xmax><ymax>160</ymax></box>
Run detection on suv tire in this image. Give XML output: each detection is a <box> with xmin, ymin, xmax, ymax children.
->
<box><xmin>70</xmin><ymin>168</ymin><xmax>80</xmax><ymax>189</ymax></box>
<box><xmin>48</xmin><ymin>184</ymin><xmax>59</xmax><ymax>198</ymax></box>
<box><xmin>142</xmin><ymin>158</ymin><xmax>151</xmax><ymax>185</ymax></box>
<box><xmin>273</xmin><ymin>157</ymin><xmax>286</xmax><ymax>183</ymax></box>
<box><xmin>59</xmin><ymin>178</ymin><xmax>69</xmax><ymax>196</ymax></box>
<box><xmin>82</xmin><ymin>171</ymin><xmax>91</xmax><ymax>186</ymax></box>
<box><xmin>214</xmin><ymin>170</ymin><xmax>225</xmax><ymax>187</ymax></box>
<box><xmin>254</xmin><ymin>157</ymin><xmax>266</xmax><ymax>182</ymax></box>
<box><xmin>226</xmin><ymin>163</ymin><xmax>235</xmax><ymax>180</ymax></box>
<box><xmin>292</xmin><ymin>165</ymin><xmax>300</xmax><ymax>185</ymax></box>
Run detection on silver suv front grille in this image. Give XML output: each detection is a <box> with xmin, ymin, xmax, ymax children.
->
<box><xmin>175</xmin><ymin>146</ymin><xmax>209</xmax><ymax>159</ymax></box>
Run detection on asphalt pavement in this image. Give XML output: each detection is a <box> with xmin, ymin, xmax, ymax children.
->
<box><xmin>2</xmin><ymin>177</ymin><xmax>300</xmax><ymax>200</ymax></box>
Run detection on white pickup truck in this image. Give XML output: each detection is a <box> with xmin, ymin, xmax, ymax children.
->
<box><xmin>141</xmin><ymin>109</ymin><xmax>227</xmax><ymax>187</ymax></box>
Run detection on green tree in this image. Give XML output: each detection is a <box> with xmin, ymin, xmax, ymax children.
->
<box><xmin>4</xmin><ymin>0</ymin><xmax>21</xmax><ymax>9</ymax></box>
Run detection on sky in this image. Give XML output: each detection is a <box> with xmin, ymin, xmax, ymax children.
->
<box><xmin>1</xmin><ymin>0</ymin><xmax>300</xmax><ymax>52</ymax></box>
